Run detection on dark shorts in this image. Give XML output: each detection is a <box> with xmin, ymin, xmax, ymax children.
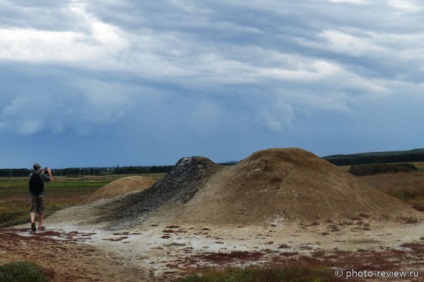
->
<box><xmin>30</xmin><ymin>194</ymin><xmax>45</xmax><ymax>214</ymax></box>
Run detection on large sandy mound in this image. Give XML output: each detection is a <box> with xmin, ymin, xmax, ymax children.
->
<box><xmin>173</xmin><ymin>148</ymin><xmax>417</xmax><ymax>225</ymax></box>
<box><xmin>98</xmin><ymin>148</ymin><xmax>420</xmax><ymax>230</ymax></box>
<box><xmin>84</xmin><ymin>176</ymin><xmax>156</xmax><ymax>203</ymax></box>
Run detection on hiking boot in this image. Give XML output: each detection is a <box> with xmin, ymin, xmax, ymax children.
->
<box><xmin>38</xmin><ymin>226</ymin><xmax>46</xmax><ymax>231</ymax></box>
<box><xmin>31</xmin><ymin>222</ymin><xmax>36</xmax><ymax>232</ymax></box>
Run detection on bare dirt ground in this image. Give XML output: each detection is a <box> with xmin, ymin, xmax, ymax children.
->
<box><xmin>2</xmin><ymin>219</ymin><xmax>423</xmax><ymax>281</ymax></box>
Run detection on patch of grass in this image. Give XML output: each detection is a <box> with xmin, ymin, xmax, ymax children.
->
<box><xmin>0</xmin><ymin>262</ymin><xmax>49</xmax><ymax>282</ymax></box>
<box><xmin>411</xmin><ymin>199</ymin><xmax>424</xmax><ymax>212</ymax></box>
<box><xmin>360</xmin><ymin>172</ymin><xmax>424</xmax><ymax>211</ymax></box>
<box><xmin>177</xmin><ymin>265</ymin><xmax>339</xmax><ymax>282</ymax></box>
<box><xmin>0</xmin><ymin>184</ymin><xmax>101</xmax><ymax>228</ymax></box>
<box><xmin>0</xmin><ymin>174</ymin><xmax>165</xmax><ymax>228</ymax></box>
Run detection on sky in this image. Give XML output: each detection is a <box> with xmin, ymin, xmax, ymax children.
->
<box><xmin>0</xmin><ymin>0</ymin><xmax>423</xmax><ymax>168</ymax></box>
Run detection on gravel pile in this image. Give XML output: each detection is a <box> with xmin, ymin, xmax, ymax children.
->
<box><xmin>102</xmin><ymin>157</ymin><xmax>222</xmax><ymax>230</ymax></box>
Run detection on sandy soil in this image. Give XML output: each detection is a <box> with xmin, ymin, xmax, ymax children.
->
<box><xmin>2</xmin><ymin>219</ymin><xmax>423</xmax><ymax>281</ymax></box>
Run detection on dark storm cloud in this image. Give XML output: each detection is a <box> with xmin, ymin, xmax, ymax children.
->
<box><xmin>0</xmin><ymin>0</ymin><xmax>423</xmax><ymax>166</ymax></box>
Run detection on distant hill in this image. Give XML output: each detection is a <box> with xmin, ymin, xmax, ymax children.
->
<box><xmin>324</xmin><ymin>148</ymin><xmax>424</xmax><ymax>166</ymax></box>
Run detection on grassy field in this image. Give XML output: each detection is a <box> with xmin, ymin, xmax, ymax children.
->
<box><xmin>338</xmin><ymin>161</ymin><xmax>424</xmax><ymax>172</ymax></box>
<box><xmin>0</xmin><ymin>174</ymin><xmax>165</xmax><ymax>228</ymax></box>
<box><xmin>360</xmin><ymin>171</ymin><xmax>424</xmax><ymax>211</ymax></box>
<box><xmin>335</xmin><ymin>162</ymin><xmax>424</xmax><ymax>212</ymax></box>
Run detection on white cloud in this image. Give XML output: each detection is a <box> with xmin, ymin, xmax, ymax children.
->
<box><xmin>389</xmin><ymin>0</ymin><xmax>422</xmax><ymax>12</ymax></box>
<box><xmin>0</xmin><ymin>2</ymin><xmax>128</xmax><ymax>65</ymax></box>
<box><xmin>319</xmin><ymin>30</ymin><xmax>384</xmax><ymax>56</ymax></box>
<box><xmin>328</xmin><ymin>0</ymin><xmax>367</xmax><ymax>4</ymax></box>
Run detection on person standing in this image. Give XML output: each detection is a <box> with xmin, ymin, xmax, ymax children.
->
<box><xmin>29</xmin><ymin>163</ymin><xmax>53</xmax><ymax>232</ymax></box>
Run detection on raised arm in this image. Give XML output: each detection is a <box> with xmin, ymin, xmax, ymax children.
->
<box><xmin>47</xmin><ymin>168</ymin><xmax>53</xmax><ymax>182</ymax></box>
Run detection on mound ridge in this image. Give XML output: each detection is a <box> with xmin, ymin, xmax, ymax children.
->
<box><xmin>84</xmin><ymin>176</ymin><xmax>156</xmax><ymax>203</ymax></box>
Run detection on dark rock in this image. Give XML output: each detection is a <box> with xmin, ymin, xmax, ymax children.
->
<box><xmin>99</xmin><ymin>157</ymin><xmax>222</xmax><ymax>230</ymax></box>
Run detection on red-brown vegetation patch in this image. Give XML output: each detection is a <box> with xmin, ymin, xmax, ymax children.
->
<box><xmin>176</xmin><ymin>241</ymin><xmax>423</xmax><ymax>281</ymax></box>
<box><xmin>275</xmin><ymin>242</ymin><xmax>424</xmax><ymax>273</ymax></box>
<box><xmin>278</xmin><ymin>243</ymin><xmax>291</xmax><ymax>249</ymax></box>
<box><xmin>400</xmin><ymin>243</ymin><xmax>424</xmax><ymax>252</ymax></box>
<box><xmin>166</xmin><ymin>225</ymin><xmax>181</xmax><ymax>229</ymax></box>
<box><xmin>412</xmin><ymin>204</ymin><xmax>424</xmax><ymax>212</ymax></box>
<box><xmin>163</xmin><ymin>229</ymin><xmax>186</xmax><ymax>234</ymax></box>
<box><xmin>102</xmin><ymin>236</ymin><xmax>129</xmax><ymax>242</ymax></box>
<box><xmin>113</xmin><ymin>232</ymin><xmax>130</xmax><ymax>235</ymax></box>
<box><xmin>195</xmin><ymin>251</ymin><xmax>264</xmax><ymax>265</ymax></box>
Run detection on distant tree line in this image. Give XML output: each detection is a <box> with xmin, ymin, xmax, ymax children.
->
<box><xmin>349</xmin><ymin>163</ymin><xmax>417</xmax><ymax>176</ymax></box>
<box><xmin>0</xmin><ymin>161</ymin><xmax>238</xmax><ymax>178</ymax></box>
<box><xmin>0</xmin><ymin>165</ymin><xmax>175</xmax><ymax>178</ymax></box>
<box><xmin>0</xmin><ymin>169</ymin><xmax>31</xmax><ymax>177</ymax></box>
<box><xmin>114</xmin><ymin>165</ymin><xmax>174</xmax><ymax>174</ymax></box>
<box><xmin>325</xmin><ymin>152</ymin><xmax>424</xmax><ymax>166</ymax></box>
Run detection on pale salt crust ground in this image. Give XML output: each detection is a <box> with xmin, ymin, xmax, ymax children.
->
<box><xmin>36</xmin><ymin>219</ymin><xmax>422</xmax><ymax>279</ymax></box>
<box><xmin>17</xmin><ymin>193</ymin><xmax>420</xmax><ymax>280</ymax></box>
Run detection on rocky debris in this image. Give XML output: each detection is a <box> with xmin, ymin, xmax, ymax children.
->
<box><xmin>101</xmin><ymin>157</ymin><xmax>222</xmax><ymax>230</ymax></box>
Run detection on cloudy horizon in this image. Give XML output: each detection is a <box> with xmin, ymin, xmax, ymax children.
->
<box><xmin>1</xmin><ymin>0</ymin><xmax>423</xmax><ymax>168</ymax></box>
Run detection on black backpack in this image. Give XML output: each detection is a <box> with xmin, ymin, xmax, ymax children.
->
<box><xmin>29</xmin><ymin>173</ymin><xmax>44</xmax><ymax>195</ymax></box>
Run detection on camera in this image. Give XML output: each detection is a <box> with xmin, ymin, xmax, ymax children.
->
<box><xmin>43</xmin><ymin>167</ymin><xmax>49</xmax><ymax>174</ymax></box>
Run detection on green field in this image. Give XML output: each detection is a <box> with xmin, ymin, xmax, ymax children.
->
<box><xmin>0</xmin><ymin>174</ymin><xmax>165</xmax><ymax>228</ymax></box>
<box><xmin>338</xmin><ymin>161</ymin><xmax>424</xmax><ymax>172</ymax></box>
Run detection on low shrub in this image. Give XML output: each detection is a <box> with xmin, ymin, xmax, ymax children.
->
<box><xmin>349</xmin><ymin>163</ymin><xmax>417</xmax><ymax>176</ymax></box>
<box><xmin>0</xmin><ymin>262</ymin><xmax>49</xmax><ymax>282</ymax></box>
<box><xmin>412</xmin><ymin>202</ymin><xmax>424</xmax><ymax>212</ymax></box>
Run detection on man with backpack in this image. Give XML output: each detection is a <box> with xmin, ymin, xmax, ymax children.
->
<box><xmin>29</xmin><ymin>163</ymin><xmax>53</xmax><ymax>232</ymax></box>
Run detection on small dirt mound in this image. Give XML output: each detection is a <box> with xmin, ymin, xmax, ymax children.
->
<box><xmin>102</xmin><ymin>157</ymin><xmax>222</xmax><ymax>229</ymax></box>
<box><xmin>84</xmin><ymin>176</ymin><xmax>156</xmax><ymax>203</ymax></box>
